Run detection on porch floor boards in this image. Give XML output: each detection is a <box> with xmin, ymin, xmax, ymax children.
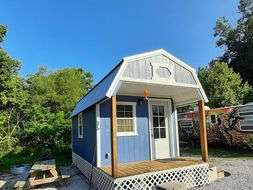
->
<box><xmin>100</xmin><ymin>158</ymin><xmax>203</xmax><ymax>178</ymax></box>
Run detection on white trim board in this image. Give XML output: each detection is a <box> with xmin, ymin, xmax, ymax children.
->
<box><xmin>96</xmin><ymin>103</ymin><xmax>101</xmax><ymax>167</ymax></box>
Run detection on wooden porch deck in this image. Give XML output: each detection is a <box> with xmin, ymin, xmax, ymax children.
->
<box><xmin>101</xmin><ymin>158</ymin><xmax>203</xmax><ymax>178</ymax></box>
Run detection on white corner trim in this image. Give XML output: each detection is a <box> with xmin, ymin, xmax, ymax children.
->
<box><xmin>116</xmin><ymin>101</ymin><xmax>138</xmax><ymax>137</ymax></box>
<box><xmin>173</xmin><ymin>108</ymin><xmax>180</xmax><ymax>157</ymax></box>
<box><xmin>96</xmin><ymin>104</ymin><xmax>101</xmax><ymax>167</ymax></box>
<box><xmin>147</xmin><ymin>99</ymin><xmax>154</xmax><ymax>160</ymax></box>
<box><xmin>167</xmin><ymin>99</ymin><xmax>175</xmax><ymax>157</ymax></box>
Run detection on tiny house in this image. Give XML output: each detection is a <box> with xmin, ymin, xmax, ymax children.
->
<box><xmin>71</xmin><ymin>49</ymin><xmax>210</xmax><ymax>189</ymax></box>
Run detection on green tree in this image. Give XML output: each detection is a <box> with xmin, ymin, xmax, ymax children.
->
<box><xmin>21</xmin><ymin>67</ymin><xmax>93</xmax><ymax>147</ymax></box>
<box><xmin>0</xmin><ymin>25</ymin><xmax>28</xmax><ymax>150</ymax></box>
<box><xmin>0</xmin><ymin>25</ymin><xmax>7</xmax><ymax>43</ymax></box>
<box><xmin>214</xmin><ymin>0</ymin><xmax>253</xmax><ymax>85</ymax></box>
<box><xmin>198</xmin><ymin>61</ymin><xmax>252</xmax><ymax>108</ymax></box>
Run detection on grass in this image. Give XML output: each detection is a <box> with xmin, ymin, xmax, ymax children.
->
<box><xmin>0</xmin><ymin>145</ymin><xmax>72</xmax><ymax>173</ymax></box>
<box><xmin>181</xmin><ymin>146</ymin><xmax>253</xmax><ymax>159</ymax></box>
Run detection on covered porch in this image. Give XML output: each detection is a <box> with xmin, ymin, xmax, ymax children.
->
<box><xmin>108</xmin><ymin>88</ymin><xmax>209</xmax><ymax>178</ymax></box>
<box><xmin>101</xmin><ymin>158</ymin><xmax>203</xmax><ymax>178</ymax></box>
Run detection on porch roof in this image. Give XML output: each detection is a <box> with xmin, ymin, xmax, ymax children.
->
<box><xmin>71</xmin><ymin>49</ymin><xmax>208</xmax><ymax>117</ymax></box>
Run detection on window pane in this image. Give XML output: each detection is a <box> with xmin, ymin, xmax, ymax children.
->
<box><xmin>125</xmin><ymin>105</ymin><xmax>133</xmax><ymax>112</ymax></box>
<box><xmin>152</xmin><ymin>105</ymin><xmax>158</xmax><ymax>116</ymax></box>
<box><xmin>117</xmin><ymin>119</ymin><xmax>134</xmax><ymax>132</ymax></box>
<box><xmin>118</xmin><ymin>125</ymin><xmax>124</xmax><ymax>132</ymax></box>
<box><xmin>125</xmin><ymin>111</ymin><xmax>133</xmax><ymax>117</ymax></box>
<box><xmin>153</xmin><ymin>117</ymin><xmax>159</xmax><ymax>128</ymax></box>
<box><xmin>117</xmin><ymin>111</ymin><xmax>125</xmax><ymax>117</ymax></box>
<box><xmin>154</xmin><ymin>128</ymin><xmax>159</xmax><ymax>139</ymax></box>
<box><xmin>160</xmin><ymin>128</ymin><xmax>166</xmax><ymax>138</ymax></box>
<box><xmin>158</xmin><ymin>106</ymin><xmax>164</xmax><ymax>116</ymax></box>
<box><xmin>159</xmin><ymin>117</ymin><xmax>165</xmax><ymax>127</ymax></box>
<box><xmin>117</xmin><ymin>105</ymin><xmax>124</xmax><ymax>112</ymax></box>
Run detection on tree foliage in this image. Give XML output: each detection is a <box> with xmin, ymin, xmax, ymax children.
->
<box><xmin>198</xmin><ymin>62</ymin><xmax>252</xmax><ymax>108</ymax></box>
<box><xmin>0</xmin><ymin>25</ymin><xmax>7</xmax><ymax>43</ymax></box>
<box><xmin>0</xmin><ymin>25</ymin><xmax>93</xmax><ymax>151</ymax></box>
<box><xmin>0</xmin><ymin>25</ymin><xmax>28</xmax><ymax>151</ymax></box>
<box><xmin>22</xmin><ymin>67</ymin><xmax>92</xmax><ymax>147</ymax></box>
<box><xmin>214</xmin><ymin>0</ymin><xmax>253</xmax><ymax>85</ymax></box>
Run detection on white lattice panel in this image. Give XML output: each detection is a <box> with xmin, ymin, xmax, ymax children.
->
<box><xmin>114</xmin><ymin>163</ymin><xmax>209</xmax><ymax>190</ymax></box>
<box><xmin>73</xmin><ymin>152</ymin><xmax>209</xmax><ymax>190</ymax></box>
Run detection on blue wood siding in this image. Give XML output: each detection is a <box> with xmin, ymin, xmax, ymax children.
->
<box><xmin>72</xmin><ymin>105</ymin><xmax>97</xmax><ymax>165</ymax></box>
<box><xmin>100</xmin><ymin>96</ymin><xmax>150</xmax><ymax>166</ymax></box>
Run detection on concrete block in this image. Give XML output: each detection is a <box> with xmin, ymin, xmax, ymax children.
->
<box><xmin>156</xmin><ymin>182</ymin><xmax>188</xmax><ymax>190</ymax></box>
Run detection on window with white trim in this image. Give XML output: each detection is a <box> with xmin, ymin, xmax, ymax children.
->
<box><xmin>116</xmin><ymin>102</ymin><xmax>137</xmax><ymax>136</ymax></box>
<box><xmin>78</xmin><ymin>113</ymin><xmax>83</xmax><ymax>138</ymax></box>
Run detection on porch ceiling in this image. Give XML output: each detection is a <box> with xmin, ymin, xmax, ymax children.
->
<box><xmin>117</xmin><ymin>81</ymin><xmax>202</xmax><ymax>106</ymax></box>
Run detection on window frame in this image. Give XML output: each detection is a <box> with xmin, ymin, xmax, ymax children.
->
<box><xmin>78</xmin><ymin>113</ymin><xmax>84</xmax><ymax>138</ymax></box>
<box><xmin>116</xmin><ymin>101</ymin><xmax>138</xmax><ymax>136</ymax></box>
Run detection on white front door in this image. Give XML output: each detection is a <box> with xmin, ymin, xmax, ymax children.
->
<box><xmin>150</xmin><ymin>101</ymin><xmax>170</xmax><ymax>159</ymax></box>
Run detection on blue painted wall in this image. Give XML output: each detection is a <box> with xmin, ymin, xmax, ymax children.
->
<box><xmin>100</xmin><ymin>96</ymin><xmax>150</xmax><ymax>166</ymax></box>
<box><xmin>72</xmin><ymin>105</ymin><xmax>97</xmax><ymax>166</ymax></box>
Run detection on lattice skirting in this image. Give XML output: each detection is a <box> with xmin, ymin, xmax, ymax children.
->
<box><xmin>72</xmin><ymin>152</ymin><xmax>210</xmax><ymax>190</ymax></box>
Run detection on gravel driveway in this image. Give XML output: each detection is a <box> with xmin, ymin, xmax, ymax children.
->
<box><xmin>196</xmin><ymin>158</ymin><xmax>253</xmax><ymax>190</ymax></box>
<box><xmin>1</xmin><ymin>158</ymin><xmax>253</xmax><ymax>190</ymax></box>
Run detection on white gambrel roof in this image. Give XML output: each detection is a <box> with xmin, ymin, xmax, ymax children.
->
<box><xmin>71</xmin><ymin>49</ymin><xmax>208</xmax><ymax>117</ymax></box>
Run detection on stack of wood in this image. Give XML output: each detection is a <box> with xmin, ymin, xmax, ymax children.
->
<box><xmin>180</xmin><ymin>107</ymin><xmax>252</xmax><ymax>148</ymax></box>
<box><xmin>207</xmin><ymin>108</ymin><xmax>251</xmax><ymax>148</ymax></box>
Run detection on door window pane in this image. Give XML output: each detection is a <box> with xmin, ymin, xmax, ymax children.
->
<box><xmin>160</xmin><ymin>128</ymin><xmax>166</xmax><ymax>138</ymax></box>
<box><xmin>154</xmin><ymin>128</ymin><xmax>159</xmax><ymax>139</ymax></box>
<box><xmin>158</xmin><ymin>106</ymin><xmax>164</xmax><ymax>116</ymax></box>
<box><xmin>152</xmin><ymin>104</ymin><xmax>167</xmax><ymax>139</ymax></box>
<box><xmin>152</xmin><ymin>105</ymin><xmax>158</xmax><ymax>116</ymax></box>
<box><xmin>159</xmin><ymin>117</ymin><xmax>165</xmax><ymax>127</ymax></box>
<box><xmin>153</xmin><ymin>117</ymin><xmax>159</xmax><ymax>128</ymax></box>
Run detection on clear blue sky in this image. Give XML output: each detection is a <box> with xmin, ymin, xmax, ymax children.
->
<box><xmin>1</xmin><ymin>0</ymin><xmax>239</xmax><ymax>83</ymax></box>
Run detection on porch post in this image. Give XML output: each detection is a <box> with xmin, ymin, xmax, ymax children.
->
<box><xmin>111</xmin><ymin>96</ymin><xmax>118</xmax><ymax>177</ymax></box>
<box><xmin>198</xmin><ymin>100</ymin><xmax>208</xmax><ymax>162</ymax></box>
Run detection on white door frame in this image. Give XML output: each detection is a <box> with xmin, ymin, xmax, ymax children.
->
<box><xmin>148</xmin><ymin>98</ymin><xmax>172</xmax><ymax>160</ymax></box>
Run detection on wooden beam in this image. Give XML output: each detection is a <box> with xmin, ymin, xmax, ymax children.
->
<box><xmin>198</xmin><ymin>100</ymin><xmax>208</xmax><ymax>162</ymax></box>
<box><xmin>111</xmin><ymin>96</ymin><xmax>118</xmax><ymax>177</ymax></box>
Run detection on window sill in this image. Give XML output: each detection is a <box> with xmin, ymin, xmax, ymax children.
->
<box><xmin>117</xmin><ymin>132</ymin><xmax>138</xmax><ymax>137</ymax></box>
